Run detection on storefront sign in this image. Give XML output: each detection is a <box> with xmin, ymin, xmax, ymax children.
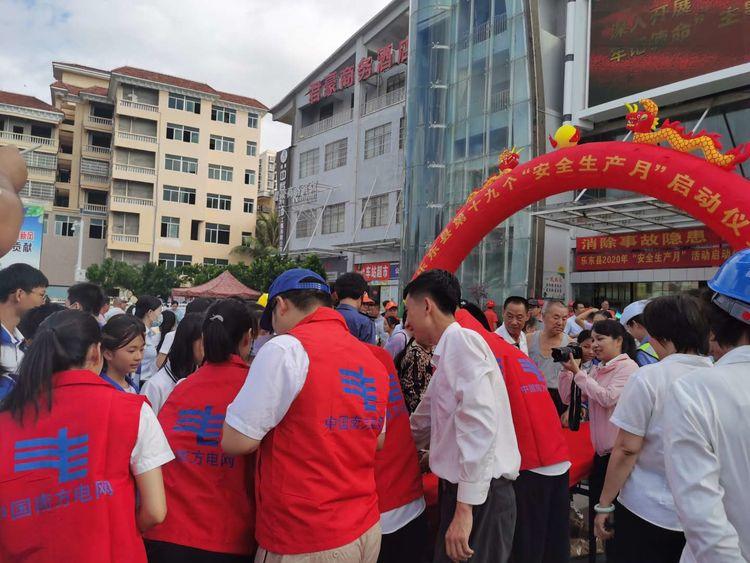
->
<box><xmin>356</xmin><ymin>261</ymin><xmax>399</xmax><ymax>282</ymax></box>
<box><xmin>588</xmin><ymin>0</ymin><xmax>749</xmax><ymax>107</ymax></box>
<box><xmin>0</xmin><ymin>206</ymin><xmax>44</xmax><ymax>269</ymax></box>
<box><xmin>543</xmin><ymin>274</ymin><xmax>565</xmax><ymax>299</ymax></box>
<box><xmin>307</xmin><ymin>38</ymin><xmax>409</xmax><ymax>104</ymax></box>
<box><xmin>576</xmin><ymin>246</ymin><xmax>732</xmax><ymax>271</ymax></box>
<box><xmin>576</xmin><ymin>227</ymin><xmax>721</xmax><ymax>253</ymax></box>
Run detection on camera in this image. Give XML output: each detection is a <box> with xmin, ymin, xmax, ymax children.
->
<box><xmin>552</xmin><ymin>345</ymin><xmax>583</xmax><ymax>363</ymax></box>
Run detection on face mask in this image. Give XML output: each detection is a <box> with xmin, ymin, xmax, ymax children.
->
<box><xmin>151</xmin><ymin>313</ymin><xmax>163</xmax><ymax>328</ymax></box>
<box><xmin>251</xmin><ymin>334</ymin><xmax>273</xmax><ymax>356</ymax></box>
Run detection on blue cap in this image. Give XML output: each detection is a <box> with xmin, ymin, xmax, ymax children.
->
<box><xmin>708</xmin><ymin>249</ymin><xmax>750</xmax><ymax>304</ymax></box>
<box><xmin>260</xmin><ymin>268</ymin><xmax>330</xmax><ymax>331</ymax></box>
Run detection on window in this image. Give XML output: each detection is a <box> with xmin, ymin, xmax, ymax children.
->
<box><xmin>163</xmin><ymin>185</ymin><xmax>196</xmax><ymax>205</ymax></box>
<box><xmin>54</xmin><ymin>215</ymin><xmax>75</xmax><ymax>237</ymax></box>
<box><xmin>208</xmin><ymin>164</ymin><xmax>233</xmax><ymax>181</ymax></box>
<box><xmin>166</xmin><ymin>123</ymin><xmax>199</xmax><ymax>143</ymax></box>
<box><xmin>246</xmin><ymin>141</ymin><xmax>257</xmax><ymax>156</ymax></box>
<box><xmin>241</xmin><ymin>231</ymin><xmax>253</xmax><ymax>245</ymax></box>
<box><xmin>386</xmin><ymin>72</ymin><xmax>406</xmax><ymax>93</ymax></box>
<box><xmin>112</xmin><ymin>212</ymin><xmax>139</xmax><ymax>235</ymax></box>
<box><xmin>243</xmin><ymin>198</ymin><xmax>254</xmax><ymax>213</ymax></box>
<box><xmin>209</xmin><ymin>135</ymin><xmax>235</xmax><ymax>152</ymax></box>
<box><xmin>211</xmin><ymin>105</ymin><xmax>236</xmax><ymax>124</ymax></box>
<box><xmin>165</xmin><ymin>154</ymin><xmax>198</xmax><ymax>174</ymax></box>
<box><xmin>361</xmin><ymin>194</ymin><xmax>389</xmax><ymax>228</ymax></box>
<box><xmin>324</xmin><ymin>138</ymin><xmax>348</xmax><ymax>170</ymax></box>
<box><xmin>161</xmin><ymin>216</ymin><xmax>180</xmax><ymax>238</ymax></box>
<box><xmin>299</xmin><ymin>149</ymin><xmax>319</xmax><ymax>178</ymax></box>
<box><xmin>113</xmin><ymin>180</ymin><xmax>153</xmax><ymax>200</ymax></box>
<box><xmin>159</xmin><ymin>253</ymin><xmax>192</xmax><ymax>268</ymax></box>
<box><xmin>89</xmin><ymin>218</ymin><xmax>106</xmax><ymax>239</ymax></box>
<box><xmin>322</xmin><ymin>203</ymin><xmax>345</xmax><ymax>234</ymax></box>
<box><xmin>364</xmin><ymin>123</ymin><xmax>391</xmax><ymax>159</ymax></box>
<box><xmin>206</xmin><ymin>193</ymin><xmax>232</xmax><ymax>211</ymax></box>
<box><xmin>244</xmin><ymin>169</ymin><xmax>256</xmax><ymax>185</ymax></box>
<box><xmin>168</xmin><ymin>93</ymin><xmax>201</xmax><ymax>114</ymax></box>
<box><xmin>191</xmin><ymin>220</ymin><xmax>201</xmax><ymax>241</ymax></box>
<box><xmin>205</xmin><ymin>223</ymin><xmax>230</xmax><ymax>244</ymax></box>
<box><xmin>399</xmin><ymin>117</ymin><xmax>405</xmax><ymax>150</ymax></box>
<box><xmin>295</xmin><ymin>210</ymin><xmax>315</xmax><ymax>238</ymax></box>
<box><xmin>247</xmin><ymin>113</ymin><xmax>259</xmax><ymax>128</ymax></box>
<box><xmin>204</xmin><ymin>257</ymin><xmax>229</xmax><ymax>265</ymax></box>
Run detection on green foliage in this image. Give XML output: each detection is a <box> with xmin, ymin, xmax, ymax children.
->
<box><xmin>86</xmin><ymin>249</ymin><xmax>327</xmax><ymax>298</ymax></box>
<box><xmin>232</xmin><ymin>211</ymin><xmax>280</xmax><ymax>260</ymax></box>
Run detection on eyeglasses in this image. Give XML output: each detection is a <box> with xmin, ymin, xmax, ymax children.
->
<box><xmin>27</xmin><ymin>289</ymin><xmax>47</xmax><ymax>299</ymax></box>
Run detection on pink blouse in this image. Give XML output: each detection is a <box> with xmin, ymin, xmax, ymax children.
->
<box><xmin>559</xmin><ymin>354</ymin><xmax>640</xmax><ymax>455</ymax></box>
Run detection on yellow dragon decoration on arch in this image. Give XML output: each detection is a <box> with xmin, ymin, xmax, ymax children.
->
<box><xmin>625</xmin><ymin>98</ymin><xmax>750</xmax><ymax>171</ymax></box>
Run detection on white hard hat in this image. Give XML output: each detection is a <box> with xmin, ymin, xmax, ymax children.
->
<box><xmin>620</xmin><ymin>299</ymin><xmax>650</xmax><ymax>327</ymax></box>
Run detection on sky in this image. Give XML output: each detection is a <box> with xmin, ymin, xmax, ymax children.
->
<box><xmin>0</xmin><ymin>0</ymin><xmax>393</xmax><ymax>152</ymax></box>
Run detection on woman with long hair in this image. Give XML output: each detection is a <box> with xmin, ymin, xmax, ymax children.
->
<box><xmin>594</xmin><ymin>295</ymin><xmax>711</xmax><ymax>562</ymax></box>
<box><xmin>133</xmin><ymin>295</ymin><xmax>162</xmax><ymax>386</ymax></box>
<box><xmin>156</xmin><ymin>310</ymin><xmax>177</xmax><ymax>355</ymax></box>
<box><xmin>0</xmin><ymin>309</ymin><xmax>173</xmax><ymax>562</ymax></box>
<box><xmin>101</xmin><ymin>315</ymin><xmax>147</xmax><ymax>393</ymax></box>
<box><xmin>559</xmin><ymin>319</ymin><xmax>639</xmax><ymax>559</ymax></box>
<box><xmin>144</xmin><ymin>299</ymin><xmax>258</xmax><ymax>562</ymax></box>
<box><xmin>141</xmin><ymin>313</ymin><xmax>204</xmax><ymax>414</ymax></box>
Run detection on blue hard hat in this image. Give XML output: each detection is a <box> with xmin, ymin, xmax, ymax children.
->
<box><xmin>708</xmin><ymin>249</ymin><xmax>750</xmax><ymax>304</ymax></box>
<box><xmin>259</xmin><ymin>268</ymin><xmax>330</xmax><ymax>331</ymax></box>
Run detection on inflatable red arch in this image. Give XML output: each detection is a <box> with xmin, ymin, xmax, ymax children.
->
<box><xmin>415</xmin><ymin>141</ymin><xmax>750</xmax><ymax>275</ymax></box>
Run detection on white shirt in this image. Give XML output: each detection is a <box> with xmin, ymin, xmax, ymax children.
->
<box><xmin>564</xmin><ymin>316</ymin><xmax>583</xmax><ymax>338</ymax></box>
<box><xmin>381</xmin><ymin>497</ymin><xmax>426</xmax><ymax>534</ymax></box>
<box><xmin>664</xmin><ymin>346</ymin><xmax>750</xmax><ymax>563</ymax></box>
<box><xmin>131</xmin><ymin>403</ymin><xmax>175</xmax><ymax>475</ymax></box>
<box><xmin>1</xmin><ymin>324</ymin><xmax>24</xmax><ymax>375</ymax></box>
<box><xmin>610</xmin><ymin>353</ymin><xmax>713</xmax><ymax>530</ymax></box>
<box><xmin>410</xmin><ymin>322</ymin><xmax>520</xmax><ymax>505</ymax></box>
<box><xmin>158</xmin><ymin>330</ymin><xmax>176</xmax><ymax>355</ymax></box>
<box><xmin>138</xmin><ymin>329</ymin><xmax>160</xmax><ymax>384</ymax></box>
<box><xmin>495</xmin><ymin>324</ymin><xmax>529</xmax><ymax>356</ymax></box>
<box><xmin>140</xmin><ymin>362</ymin><xmax>178</xmax><ymax>415</ymax></box>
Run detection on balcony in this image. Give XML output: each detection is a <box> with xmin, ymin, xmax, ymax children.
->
<box><xmin>111</xmin><ymin>234</ymin><xmax>140</xmax><ymax>243</ymax></box>
<box><xmin>298</xmin><ymin>108</ymin><xmax>353</xmax><ymax>140</ymax></box>
<box><xmin>82</xmin><ymin>203</ymin><xmax>107</xmax><ymax>214</ymax></box>
<box><xmin>116</xmin><ymin>130</ymin><xmax>157</xmax><ymax>145</ymax></box>
<box><xmin>118</xmin><ymin>99</ymin><xmax>159</xmax><ymax>117</ymax></box>
<box><xmin>113</xmin><ymin>163</ymin><xmax>156</xmax><ymax>182</ymax></box>
<box><xmin>490</xmin><ymin>89</ymin><xmax>511</xmax><ymax>113</ymax></box>
<box><xmin>26</xmin><ymin>167</ymin><xmax>56</xmax><ymax>181</ymax></box>
<box><xmin>0</xmin><ymin>130</ymin><xmax>57</xmax><ymax>149</ymax></box>
<box><xmin>85</xmin><ymin>115</ymin><xmax>113</xmax><ymax>129</ymax></box>
<box><xmin>83</xmin><ymin>145</ymin><xmax>112</xmax><ymax>158</ymax></box>
<box><xmin>19</xmin><ymin>181</ymin><xmax>55</xmax><ymax>202</ymax></box>
<box><xmin>111</xmin><ymin>194</ymin><xmax>154</xmax><ymax>208</ymax></box>
<box><xmin>361</xmin><ymin>87</ymin><xmax>405</xmax><ymax>117</ymax></box>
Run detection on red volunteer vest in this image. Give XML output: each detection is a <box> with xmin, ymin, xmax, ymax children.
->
<box><xmin>366</xmin><ymin>344</ymin><xmax>424</xmax><ymax>514</ymax></box>
<box><xmin>144</xmin><ymin>355</ymin><xmax>255</xmax><ymax>555</ymax></box>
<box><xmin>455</xmin><ymin>311</ymin><xmax>569</xmax><ymax>471</ymax></box>
<box><xmin>255</xmin><ymin>308</ymin><xmax>388</xmax><ymax>554</ymax></box>
<box><xmin>0</xmin><ymin>370</ymin><xmax>145</xmax><ymax>563</ymax></box>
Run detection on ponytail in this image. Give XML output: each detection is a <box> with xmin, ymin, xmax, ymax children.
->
<box><xmin>1</xmin><ymin>310</ymin><xmax>100</xmax><ymax>424</ymax></box>
<box><xmin>202</xmin><ymin>299</ymin><xmax>256</xmax><ymax>364</ymax></box>
<box><xmin>592</xmin><ymin>319</ymin><xmax>638</xmax><ymax>362</ymax></box>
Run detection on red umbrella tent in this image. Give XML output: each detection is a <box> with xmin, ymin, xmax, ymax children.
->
<box><xmin>172</xmin><ymin>271</ymin><xmax>261</xmax><ymax>300</ymax></box>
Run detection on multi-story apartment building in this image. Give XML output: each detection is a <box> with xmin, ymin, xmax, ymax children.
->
<box><xmin>0</xmin><ymin>63</ymin><xmax>268</xmax><ymax>293</ymax></box>
<box><xmin>271</xmin><ymin>0</ymin><xmax>408</xmax><ymax>302</ymax></box>
<box><xmin>257</xmin><ymin>149</ymin><xmax>276</xmax><ymax>214</ymax></box>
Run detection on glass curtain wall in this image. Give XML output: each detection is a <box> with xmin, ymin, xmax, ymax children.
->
<box><xmin>403</xmin><ymin>0</ymin><xmax>534</xmax><ymax>300</ymax></box>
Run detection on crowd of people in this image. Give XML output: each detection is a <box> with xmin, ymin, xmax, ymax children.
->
<box><xmin>0</xmin><ymin>249</ymin><xmax>748</xmax><ymax>563</ymax></box>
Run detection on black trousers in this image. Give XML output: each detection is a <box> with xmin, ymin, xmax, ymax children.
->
<box><xmin>378</xmin><ymin>510</ymin><xmax>430</xmax><ymax>563</ymax></box>
<box><xmin>145</xmin><ymin>540</ymin><xmax>252</xmax><ymax>563</ymax></box>
<box><xmin>509</xmin><ymin>470</ymin><xmax>570</xmax><ymax>563</ymax></box>
<box><xmin>613</xmin><ymin>504</ymin><xmax>685</xmax><ymax>563</ymax></box>
<box><xmin>434</xmin><ymin>478</ymin><xmax>516</xmax><ymax>563</ymax></box>
<box><xmin>588</xmin><ymin>453</ymin><xmax>616</xmax><ymax>562</ymax></box>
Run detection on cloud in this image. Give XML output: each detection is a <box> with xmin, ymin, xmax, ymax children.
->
<box><xmin>0</xmin><ymin>0</ymin><xmax>393</xmax><ymax>151</ymax></box>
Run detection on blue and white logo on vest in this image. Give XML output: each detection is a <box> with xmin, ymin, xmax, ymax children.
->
<box><xmin>339</xmin><ymin>367</ymin><xmax>377</xmax><ymax>412</ymax></box>
<box><xmin>174</xmin><ymin>405</ymin><xmax>224</xmax><ymax>446</ymax></box>
<box><xmin>13</xmin><ymin>428</ymin><xmax>89</xmax><ymax>483</ymax></box>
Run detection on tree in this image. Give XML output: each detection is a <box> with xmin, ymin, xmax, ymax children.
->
<box><xmin>131</xmin><ymin>263</ymin><xmax>182</xmax><ymax>299</ymax></box>
<box><xmin>232</xmin><ymin>211</ymin><xmax>280</xmax><ymax>260</ymax></box>
<box><xmin>86</xmin><ymin>258</ymin><xmax>139</xmax><ymax>295</ymax></box>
